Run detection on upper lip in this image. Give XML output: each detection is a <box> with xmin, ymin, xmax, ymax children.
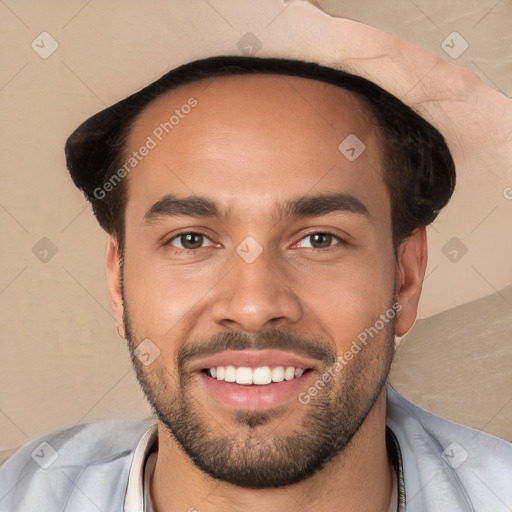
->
<box><xmin>191</xmin><ymin>349</ymin><xmax>319</xmax><ymax>372</ymax></box>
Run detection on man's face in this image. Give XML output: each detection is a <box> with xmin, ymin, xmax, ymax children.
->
<box><xmin>115</xmin><ymin>74</ymin><xmax>402</xmax><ymax>488</ymax></box>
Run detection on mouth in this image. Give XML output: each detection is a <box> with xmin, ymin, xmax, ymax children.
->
<box><xmin>197</xmin><ymin>365</ymin><xmax>316</xmax><ymax>411</ymax></box>
<box><xmin>193</xmin><ymin>350</ymin><xmax>318</xmax><ymax>411</ymax></box>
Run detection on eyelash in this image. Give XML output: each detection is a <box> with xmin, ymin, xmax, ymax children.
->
<box><xmin>165</xmin><ymin>229</ymin><xmax>345</xmax><ymax>253</ymax></box>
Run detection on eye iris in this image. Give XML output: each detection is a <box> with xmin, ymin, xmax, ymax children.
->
<box><xmin>181</xmin><ymin>233</ymin><xmax>203</xmax><ymax>249</ymax></box>
<box><xmin>311</xmin><ymin>233</ymin><xmax>332</xmax><ymax>248</ymax></box>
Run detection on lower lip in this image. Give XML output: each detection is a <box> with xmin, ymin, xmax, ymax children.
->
<box><xmin>198</xmin><ymin>371</ymin><xmax>314</xmax><ymax>411</ymax></box>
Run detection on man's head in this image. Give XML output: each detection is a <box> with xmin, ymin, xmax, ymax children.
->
<box><xmin>65</xmin><ymin>57</ymin><xmax>455</xmax><ymax>488</ymax></box>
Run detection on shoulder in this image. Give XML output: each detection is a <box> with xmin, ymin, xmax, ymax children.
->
<box><xmin>386</xmin><ymin>384</ymin><xmax>512</xmax><ymax>511</ymax></box>
<box><xmin>0</xmin><ymin>417</ymin><xmax>155</xmax><ymax>511</ymax></box>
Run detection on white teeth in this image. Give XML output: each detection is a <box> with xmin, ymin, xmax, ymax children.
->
<box><xmin>271</xmin><ymin>366</ymin><xmax>285</xmax><ymax>382</ymax></box>
<box><xmin>224</xmin><ymin>365</ymin><xmax>236</xmax><ymax>382</ymax></box>
<box><xmin>209</xmin><ymin>365</ymin><xmax>308</xmax><ymax>385</ymax></box>
<box><xmin>253</xmin><ymin>366</ymin><xmax>272</xmax><ymax>385</ymax></box>
<box><xmin>284</xmin><ymin>366</ymin><xmax>295</xmax><ymax>381</ymax></box>
<box><xmin>235</xmin><ymin>367</ymin><xmax>253</xmax><ymax>385</ymax></box>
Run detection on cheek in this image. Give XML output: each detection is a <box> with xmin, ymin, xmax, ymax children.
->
<box><xmin>122</xmin><ymin>254</ymin><xmax>219</xmax><ymax>337</ymax></box>
<box><xmin>290</xmin><ymin>249</ymin><xmax>395</xmax><ymax>346</ymax></box>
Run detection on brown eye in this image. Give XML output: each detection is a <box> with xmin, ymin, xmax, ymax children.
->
<box><xmin>169</xmin><ymin>233</ymin><xmax>208</xmax><ymax>250</ymax></box>
<box><xmin>309</xmin><ymin>233</ymin><xmax>333</xmax><ymax>248</ymax></box>
<box><xmin>296</xmin><ymin>232</ymin><xmax>340</xmax><ymax>250</ymax></box>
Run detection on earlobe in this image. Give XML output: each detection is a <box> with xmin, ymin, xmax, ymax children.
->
<box><xmin>106</xmin><ymin>235</ymin><xmax>125</xmax><ymax>337</ymax></box>
<box><xmin>394</xmin><ymin>227</ymin><xmax>428</xmax><ymax>337</ymax></box>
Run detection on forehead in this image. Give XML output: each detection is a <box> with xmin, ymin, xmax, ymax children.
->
<box><xmin>130</xmin><ymin>73</ymin><xmax>377</xmax><ymax>148</ymax></box>
<box><xmin>123</xmin><ymin>73</ymin><xmax>388</xmax><ymax>222</ymax></box>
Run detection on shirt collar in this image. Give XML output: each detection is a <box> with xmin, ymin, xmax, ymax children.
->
<box><xmin>124</xmin><ymin>423</ymin><xmax>158</xmax><ymax>512</ymax></box>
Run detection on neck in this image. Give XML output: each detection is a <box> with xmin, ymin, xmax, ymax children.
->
<box><xmin>150</xmin><ymin>386</ymin><xmax>393</xmax><ymax>512</ymax></box>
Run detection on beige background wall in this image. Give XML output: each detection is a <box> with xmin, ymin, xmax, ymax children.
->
<box><xmin>1</xmin><ymin>0</ymin><xmax>511</xmax><ymax>460</ymax></box>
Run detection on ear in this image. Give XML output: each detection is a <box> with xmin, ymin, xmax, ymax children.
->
<box><xmin>106</xmin><ymin>235</ymin><xmax>125</xmax><ymax>337</ymax></box>
<box><xmin>394</xmin><ymin>227</ymin><xmax>428</xmax><ymax>337</ymax></box>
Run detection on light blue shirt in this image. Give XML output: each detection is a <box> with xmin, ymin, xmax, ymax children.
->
<box><xmin>1</xmin><ymin>384</ymin><xmax>510</xmax><ymax>511</ymax></box>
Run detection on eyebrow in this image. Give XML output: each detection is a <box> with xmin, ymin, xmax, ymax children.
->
<box><xmin>272</xmin><ymin>192</ymin><xmax>370</xmax><ymax>224</ymax></box>
<box><xmin>143</xmin><ymin>195</ymin><xmax>220</xmax><ymax>223</ymax></box>
<box><xmin>142</xmin><ymin>192</ymin><xmax>370</xmax><ymax>224</ymax></box>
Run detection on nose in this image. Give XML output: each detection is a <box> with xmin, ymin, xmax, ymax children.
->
<box><xmin>211</xmin><ymin>249</ymin><xmax>303</xmax><ymax>333</ymax></box>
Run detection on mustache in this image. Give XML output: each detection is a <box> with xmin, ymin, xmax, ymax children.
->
<box><xmin>178</xmin><ymin>328</ymin><xmax>337</xmax><ymax>369</ymax></box>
